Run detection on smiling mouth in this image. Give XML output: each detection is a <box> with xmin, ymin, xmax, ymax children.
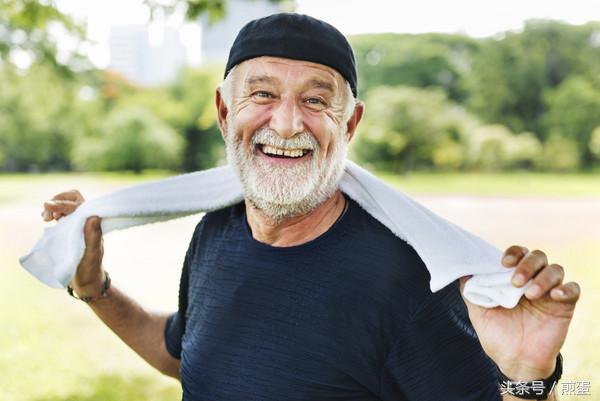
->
<box><xmin>258</xmin><ymin>144</ymin><xmax>312</xmax><ymax>159</ymax></box>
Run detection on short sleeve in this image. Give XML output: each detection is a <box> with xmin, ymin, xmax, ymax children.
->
<box><xmin>379</xmin><ymin>281</ymin><xmax>501</xmax><ymax>401</ymax></box>
<box><xmin>164</xmin><ymin>311</ymin><xmax>184</xmax><ymax>359</ymax></box>
<box><xmin>163</xmin><ymin>219</ymin><xmax>202</xmax><ymax>359</ymax></box>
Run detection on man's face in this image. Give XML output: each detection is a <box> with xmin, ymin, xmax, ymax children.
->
<box><xmin>220</xmin><ymin>57</ymin><xmax>356</xmax><ymax>221</ymax></box>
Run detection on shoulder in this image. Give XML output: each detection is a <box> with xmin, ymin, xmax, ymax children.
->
<box><xmin>336</xmin><ymin>196</ymin><xmax>436</xmax><ymax>316</ymax></box>
<box><xmin>186</xmin><ymin>201</ymin><xmax>244</xmax><ymax>254</ymax></box>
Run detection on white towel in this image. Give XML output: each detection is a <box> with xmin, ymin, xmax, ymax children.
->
<box><xmin>19</xmin><ymin>160</ymin><xmax>527</xmax><ymax>308</ymax></box>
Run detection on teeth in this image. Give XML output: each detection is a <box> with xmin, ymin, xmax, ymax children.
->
<box><xmin>261</xmin><ymin>145</ymin><xmax>307</xmax><ymax>158</ymax></box>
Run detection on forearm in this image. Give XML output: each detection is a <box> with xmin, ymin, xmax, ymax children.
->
<box><xmin>85</xmin><ymin>282</ymin><xmax>181</xmax><ymax>379</ymax></box>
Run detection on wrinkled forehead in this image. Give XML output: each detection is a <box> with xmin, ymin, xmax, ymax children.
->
<box><xmin>231</xmin><ymin>56</ymin><xmax>347</xmax><ymax>95</ymax></box>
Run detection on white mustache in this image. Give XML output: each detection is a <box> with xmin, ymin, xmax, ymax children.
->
<box><xmin>251</xmin><ymin>128</ymin><xmax>318</xmax><ymax>151</ymax></box>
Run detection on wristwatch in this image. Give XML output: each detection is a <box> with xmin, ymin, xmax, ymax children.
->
<box><xmin>497</xmin><ymin>353</ymin><xmax>563</xmax><ymax>400</ymax></box>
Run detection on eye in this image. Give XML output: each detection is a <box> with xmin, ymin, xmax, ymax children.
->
<box><xmin>305</xmin><ymin>97</ymin><xmax>327</xmax><ymax>106</ymax></box>
<box><xmin>253</xmin><ymin>91</ymin><xmax>274</xmax><ymax>99</ymax></box>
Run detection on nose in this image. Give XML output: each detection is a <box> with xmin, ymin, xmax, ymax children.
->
<box><xmin>269</xmin><ymin>95</ymin><xmax>304</xmax><ymax>139</ymax></box>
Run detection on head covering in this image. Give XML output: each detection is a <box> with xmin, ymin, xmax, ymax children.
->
<box><xmin>224</xmin><ymin>13</ymin><xmax>358</xmax><ymax>98</ymax></box>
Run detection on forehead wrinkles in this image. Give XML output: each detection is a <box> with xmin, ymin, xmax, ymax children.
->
<box><xmin>237</xmin><ymin>57</ymin><xmax>345</xmax><ymax>96</ymax></box>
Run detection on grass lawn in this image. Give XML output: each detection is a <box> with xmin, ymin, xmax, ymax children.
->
<box><xmin>379</xmin><ymin>170</ymin><xmax>600</xmax><ymax>197</ymax></box>
<box><xmin>1</xmin><ymin>171</ymin><xmax>598</xmax><ymax>401</ymax></box>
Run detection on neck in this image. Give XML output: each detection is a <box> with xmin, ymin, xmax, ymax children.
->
<box><xmin>245</xmin><ymin>190</ymin><xmax>346</xmax><ymax>247</ymax></box>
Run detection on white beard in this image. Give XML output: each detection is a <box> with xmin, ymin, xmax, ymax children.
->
<box><xmin>225</xmin><ymin>119</ymin><xmax>348</xmax><ymax>222</ymax></box>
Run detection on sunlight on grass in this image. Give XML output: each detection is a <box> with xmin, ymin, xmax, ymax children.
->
<box><xmin>2</xmin><ymin>171</ymin><xmax>599</xmax><ymax>400</ymax></box>
<box><xmin>380</xmin><ymin>171</ymin><xmax>600</xmax><ymax>197</ymax></box>
<box><xmin>0</xmin><ymin>249</ymin><xmax>182</xmax><ymax>401</ymax></box>
<box><xmin>551</xmin><ymin>240</ymin><xmax>600</xmax><ymax>400</ymax></box>
<box><xmin>0</xmin><ymin>171</ymin><xmax>172</xmax><ymax>206</ymax></box>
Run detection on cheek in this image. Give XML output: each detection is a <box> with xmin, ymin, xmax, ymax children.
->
<box><xmin>303</xmin><ymin>112</ymin><xmax>344</xmax><ymax>160</ymax></box>
<box><xmin>233</xmin><ymin>105</ymin><xmax>273</xmax><ymax>150</ymax></box>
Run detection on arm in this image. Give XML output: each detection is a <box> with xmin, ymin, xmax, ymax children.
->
<box><xmin>43</xmin><ymin>191</ymin><xmax>180</xmax><ymax>379</ymax></box>
<box><xmin>85</xmin><ymin>280</ymin><xmax>181</xmax><ymax>379</ymax></box>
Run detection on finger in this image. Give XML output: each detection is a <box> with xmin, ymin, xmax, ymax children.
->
<box><xmin>43</xmin><ymin>199</ymin><xmax>80</xmax><ymax>219</ymax></box>
<box><xmin>550</xmin><ymin>282</ymin><xmax>581</xmax><ymax>304</ymax></box>
<box><xmin>52</xmin><ymin>189</ymin><xmax>85</xmax><ymax>203</ymax></box>
<box><xmin>511</xmin><ymin>249</ymin><xmax>548</xmax><ymax>287</ymax></box>
<box><xmin>502</xmin><ymin>245</ymin><xmax>529</xmax><ymax>267</ymax></box>
<box><xmin>41</xmin><ymin>209</ymin><xmax>53</xmax><ymax>221</ymax></box>
<box><xmin>524</xmin><ymin>263</ymin><xmax>564</xmax><ymax>300</ymax></box>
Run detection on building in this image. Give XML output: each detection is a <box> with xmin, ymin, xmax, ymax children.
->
<box><xmin>199</xmin><ymin>0</ymin><xmax>285</xmax><ymax>65</ymax></box>
<box><xmin>107</xmin><ymin>0</ymin><xmax>288</xmax><ymax>85</ymax></box>
<box><xmin>108</xmin><ymin>24</ymin><xmax>186</xmax><ymax>86</ymax></box>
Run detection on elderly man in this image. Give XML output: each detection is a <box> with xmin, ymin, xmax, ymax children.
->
<box><xmin>42</xmin><ymin>13</ymin><xmax>579</xmax><ymax>401</ymax></box>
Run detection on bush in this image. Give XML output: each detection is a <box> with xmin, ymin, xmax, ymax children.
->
<box><xmin>466</xmin><ymin>125</ymin><xmax>542</xmax><ymax>171</ymax></box>
<box><xmin>352</xmin><ymin>86</ymin><xmax>477</xmax><ymax>172</ymax></box>
<box><xmin>73</xmin><ymin>107</ymin><xmax>183</xmax><ymax>173</ymax></box>
<box><xmin>543</xmin><ymin>76</ymin><xmax>600</xmax><ymax>166</ymax></box>
<box><xmin>589</xmin><ymin>126</ymin><xmax>600</xmax><ymax>162</ymax></box>
<box><xmin>534</xmin><ymin>133</ymin><xmax>580</xmax><ymax>171</ymax></box>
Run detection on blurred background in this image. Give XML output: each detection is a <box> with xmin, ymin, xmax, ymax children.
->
<box><xmin>1</xmin><ymin>0</ymin><xmax>599</xmax><ymax>400</ymax></box>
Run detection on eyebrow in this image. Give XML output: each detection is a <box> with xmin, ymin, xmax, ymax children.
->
<box><xmin>244</xmin><ymin>75</ymin><xmax>335</xmax><ymax>94</ymax></box>
<box><xmin>245</xmin><ymin>75</ymin><xmax>278</xmax><ymax>86</ymax></box>
<box><xmin>306</xmin><ymin>79</ymin><xmax>334</xmax><ymax>93</ymax></box>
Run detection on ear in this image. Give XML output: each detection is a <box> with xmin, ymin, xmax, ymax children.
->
<box><xmin>345</xmin><ymin>101</ymin><xmax>364</xmax><ymax>143</ymax></box>
<box><xmin>215</xmin><ymin>88</ymin><xmax>228</xmax><ymax>140</ymax></box>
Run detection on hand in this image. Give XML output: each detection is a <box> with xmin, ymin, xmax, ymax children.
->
<box><xmin>459</xmin><ymin>245</ymin><xmax>580</xmax><ymax>381</ymax></box>
<box><xmin>42</xmin><ymin>190</ymin><xmax>105</xmax><ymax>297</ymax></box>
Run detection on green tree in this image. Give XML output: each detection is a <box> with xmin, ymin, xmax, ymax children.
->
<box><xmin>467</xmin><ymin>20</ymin><xmax>600</xmax><ymax>137</ymax></box>
<box><xmin>543</xmin><ymin>76</ymin><xmax>600</xmax><ymax>167</ymax></box>
<box><xmin>350</xmin><ymin>33</ymin><xmax>478</xmax><ymax>101</ymax></box>
<box><xmin>466</xmin><ymin>125</ymin><xmax>542</xmax><ymax>171</ymax></box>
<box><xmin>352</xmin><ymin>86</ymin><xmax>478</xmax><ymax>172</ymax></box>
<box><xmin>0</xmin><ymin>64</ymin><xmax>84</xmax><ymax>171</ymax></box>
<box><xmin>589</xmin><ymin>127</ymin><xmax>600</xmax><ymax>163</ymax></box>
<box><xmin>73</xmin><ymin>106</ymin><xmax>183</xmax><ymax>173</ymax></box>
<box><xmin>143</xmin><ymin>0</ymin><xmax>293</xmax><ymax>22</ymax></box>
<box><xmin>116</xmin><ymin>66</ymin><xmax>225</xmax><ymax>171</ymax></box>
<box><xmin>0</xmin><ymin>0</ymin><xmax>86</xmax><ymax>71</ymax></box>
<box><xmin>534</xmin><ymin>133</ymin><xmax>580</xmax><ymax>172</ymax></box>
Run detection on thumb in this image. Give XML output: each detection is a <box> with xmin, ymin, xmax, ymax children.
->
<box><xmin>83</xmin><ymin>216</ymin><xmax>102</xmax><ymax>253</ymax></box>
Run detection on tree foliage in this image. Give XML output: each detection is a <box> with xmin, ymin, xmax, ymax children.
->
<box><xmin>351</xmin><ymin>86</ymin><xmax>478</xmax><ymax>172</ymax></box>
<box><xmin>350</xmin><ymin>33</ymin><xmax>478</xmax><ymax>102</ymax></box>
<box><xmin>2</xmin><ymin>0</ymin><xmax>600</xmax><ymax>173</ymax></box>
<box><xmin>74</xmin><ymin>106</ymin><xmax>183</xmax><ymax>173</ymax></box>
<box><xmin>0</xmin><ymin>0</ymin><xmax>86</xmax><ymax>72</ymax></box>
<box><xmin>143</xmin><ymin>0</ymin><xmax>292</xmax><ymax>23</ymax></box>
<box><xmin>542</xmin><ymin>76</ymin><xmax>600</xmax><ymax>166</ymax></box>
<box><xmin>466</xmin><ymin>20</ymin><xmax>600</xmax><ymax>138</ymax></box>
<box><xmin>0</xmin><ymin>63</ymin><xmax>83</xmax><ymax>171</ymax></box>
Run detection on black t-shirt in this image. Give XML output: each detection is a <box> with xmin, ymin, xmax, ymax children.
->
<box><xmin>165</xmin><ymin>195</ymin><xmax>501</xmax><ymax>400</ymax></box>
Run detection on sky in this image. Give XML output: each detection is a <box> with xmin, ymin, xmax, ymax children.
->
<box><xmin>55</xmin><ymin>0</ymin><xmax>600</xmax><ymax>68</ymax></box>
